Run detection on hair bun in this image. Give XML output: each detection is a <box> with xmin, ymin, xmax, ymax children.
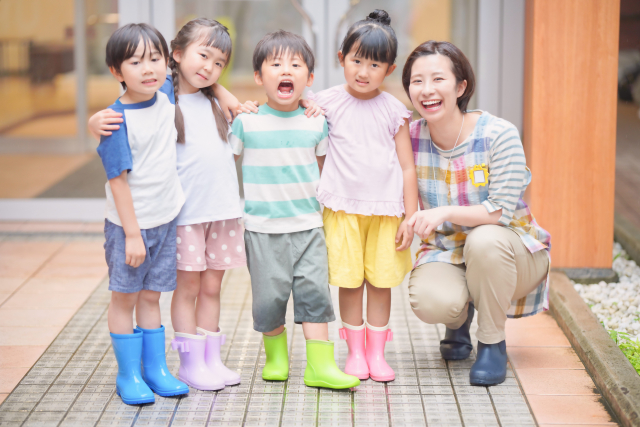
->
<box><xmin>366</xmin><ymin>9</ymin><xmax>391</xmax><ymax>26</ymax></box>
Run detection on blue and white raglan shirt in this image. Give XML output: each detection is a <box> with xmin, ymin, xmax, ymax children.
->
<box><xmin>97</xmin><ymin>77</ymin><xmax>185</xmax><ymax>229</ymax></box>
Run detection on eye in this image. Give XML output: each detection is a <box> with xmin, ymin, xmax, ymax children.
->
<box><xmin>216</xmin><ymin>62</ymin><xmax>223</xmax><ymax>68</ymax></box>
<box><xmin>411</xmin><ymin>79</ymin><xmax>422</xmax><ymax>84</ymax></box>
<box><xmin>372</xmin><ymin>64</ymin><xmax>379</xmax><ymax>68</ymax></box>
<box><xmin>200</xmin><ymin>53</ymin><xmax>207</xmax><ymax>59</ymax></box>
<box><xmin>435</xmin><ymin>77</ymin><xmax>444</xmax><ymax>81</ymax></box>
<box><xmin>354</xmin><ymin>59</ymin><xmax>360</xmax><ymax>64</ymax></box>
<box><xmin>131</xmin><ymin>61</ymin><xmax>139</xmax><ymax>65</ymax></box>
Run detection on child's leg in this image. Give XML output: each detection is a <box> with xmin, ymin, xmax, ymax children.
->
<box><xmin>301</xmin><ymin>322</ymin><xmax>328</xmax><ymax>341</ymax></box>
<box><xmin>365</xmin><ymin>280</ymin><xmax>391</xmax><ymax>327</ymax></box>
<box><xmin>338</xmin><ymin>283</ymin><xmax>365</xmax><ymax>325</ymax></box>
<box><xmin>171</xmin><ymin>270</ymin><xmax>201</xmax><ymax>334</ymax></box>
<box><xmin>108</xmin><ymin>291</ymin><xmax>139</xmax><ymax>334</ymax></box>
<box><xmin>195</xmin><ymin>269</ymin><xmax>225</xmax><ymax>332</ymax></box>
<box><xmin>264</xmin><ymin>325</ymin><xmax>285</xmax><ymax>336</ymax></box>
<box><xmin>136</xmin><ymin>290</ymin><xmax>162</xmax><ymax>329</ymax></box>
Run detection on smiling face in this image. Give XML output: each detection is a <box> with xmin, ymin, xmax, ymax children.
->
<box><xmin>110</xmin><ymin>39</ymin><xmax>167</xmax><ymax>103</ymax></box>
<box><xmin>339</xmin><ymin>47</ymin><xmax>396</xmax><ymax>99</ymax></box>
<box><xmin>172</xmin><ymin>37</ymin><xmax>228</xmax><ymax>94</ymax></box>
<box><xmin>254</xmin><ymin>48</ymin><xmax>314</xmax><ymax>112</ymax></box>
<box><xmin>408</xmin><ymin>54</ymin><xmax>467</xmax><ymax>123</ymax></box>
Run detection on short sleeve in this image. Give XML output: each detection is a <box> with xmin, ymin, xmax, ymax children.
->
<box><xmin>384</xmin><ymin>93</ymin><xmax>412</xmax><ymax>137</ymax></box>
<box><xmin>96</xmin><ymin>113</ymin><xmax>132</xmax><ymax>180</ymax></box>
<box><xmin>316</xmin><ymin>119</ymin><xmax>329</xmax><ymax>156</ymax></box>
<box><xmin>481</xmin><ymin>122</ymin><xmax>527</xmax><ymax>225</ymax></box>
<box><xmin>230</xmin><ymin>116</ymin><xmax>245</xmax><ymax>155</ymax></box>
<box><xmin>158</xmin><ymin>74</ymin><xmax>175</xmax><ymax>104</ymax></box>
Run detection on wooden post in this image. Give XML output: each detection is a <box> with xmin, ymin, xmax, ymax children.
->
<box><xmin>523</xmin><ymin>0</ymin><xmax>620</xmax><ymax>268</ymax></box>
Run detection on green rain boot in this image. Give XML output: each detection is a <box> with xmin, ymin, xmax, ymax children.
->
<box><xmin>304</xmin><ymin>340</ymin><xmax>360</xmax><ymax>389</ymax></box>
<box><xmin>262</xmin><ymin>328</ymin><xmax>289</xmax><ymax>381</ymax></box>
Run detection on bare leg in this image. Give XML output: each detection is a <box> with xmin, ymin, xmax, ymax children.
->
<box><xmin>171</xmin><ymin>270</ymin><xmax>201</xmax><ymax>334</ymax></box>
<box><xmin>264</xmin><ymin>325</ymin><xmax>285</xmax><ymax>336</ymax></box>
<box><xmin>339</xmin><ymin>282</ymin><xmax>365</xmax><ymax>326</ymax></box>
<box><xmin>108</xmin><ymin>291</ymin><xmax>139</xmax><ymax>334</ymax></box>
<box><xmin>195</xmin><ymin>269</ymin><xmax>225</xmax><ymax>332</ymax></box>
<box><xmin>136</xmin><ymin>290</ymin><xmax>162</xmax><ymax>330</ymax></box>
<box><xmin>302</xmin><ymin>322</ymin><xmax>329</xmax><ymax>340</ymax></box>
<box><xmin>365</xmin><ymin>281</ymin><xmax>391</xmax><ymax>327</ymax></box>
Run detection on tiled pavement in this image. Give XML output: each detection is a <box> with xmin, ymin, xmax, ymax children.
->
<box><xmin>0</xmin><ymin>227</ymin><xmax>621</xmax><ymax>426</ymax></box>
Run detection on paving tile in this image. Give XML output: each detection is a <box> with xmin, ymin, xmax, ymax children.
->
<box><xmin>508</xmin><ymin>346</ymin><xmax>585</xmax><ymax>369</ymax></box>
<box><xmin>527</xmin><ymin>395</ymin><xmax>618</xmax><ymax>425</ymax></box>
<box><xmin>506</xmin><ymin>326</ymin><xmax>571</xmax><ymax>347</ymax></box>
<box><xmin>517</xmin><ymin>368</ymin><xmax>600</xmax><ymax>396</ymax></box>
<box><xmin>0</xmin><ymin>367</ymin><xmax>29</xmax><ymax>393</ymax></box>
<box><xmin>0</xmin><ymin>345</ymin><xmax>48</xmax><ymax>368</ymax></box>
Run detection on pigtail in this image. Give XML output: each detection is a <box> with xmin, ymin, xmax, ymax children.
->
<box><xmin>168</xmin><ymin>56</ymin><xmax>186</xmax><ymax>144</ymax></box>
<box><xmin>201</xmin><ymin>85</ymin><xmax>229</xmax><ymax>142</ymax></box>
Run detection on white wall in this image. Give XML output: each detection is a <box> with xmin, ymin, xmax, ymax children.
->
<box><xmin>118</xmin><ymin>0</ymin><xmax>175</xmax><ymax>46</ymax></box>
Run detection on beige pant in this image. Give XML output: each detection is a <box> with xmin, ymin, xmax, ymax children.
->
<box><xmin>408</xmin><ymin>225</ymin><xmax>549</xmax><ymax>344</ymax></box>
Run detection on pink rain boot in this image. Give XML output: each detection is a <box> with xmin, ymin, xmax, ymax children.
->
<box><xmin>338</xmin><ymin>322</ymin><xmax>369</xmax><ymax>380</ymax></box>
<box><xmin>197</xmin><ymin>327</ymin><xmax>241</xmax><ymax>386</ymax></box>
<box><xmin>171</xmin><ymin>332</ymin><xmax>225</xmax><ymax>391</ymax></box>
<box><xmin>365</xmin><ymin>323</ymin><xmax>395</xmax><ymax>382</ymax></box>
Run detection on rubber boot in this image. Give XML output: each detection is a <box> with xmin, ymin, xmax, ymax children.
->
<box><xmin>136</xmin><ymin>326</ymin><xmax>189</xmax><ymax>397</ymax></box>
<box><xmin>262</xmin><ymin>328</ymin><xmax>289</xmax><ymax>381</ymax></box>
<box><xmin>171</xmin><ymin>332</ymin><xmax>225</xmax><ymax>391</ymax></box>
<box><xmin>197</xmin><ymin>327</ymin><xmax>241</xmax><ymax>386</ymax></box>
<box><xmin>110</xmin><ymin>329</ymin><xmax>155</xmax><ymax>405</ymax></box>
<box><xmin>365</xmin><ymin>323</ymin><xmax>395</xmax><ymax>382</ymax></box>
<box><xmin>304</xmin><ymin>340</ymin><xmax>361</xmax><ymax>389</ymax></box>
<box><xmin>339</xmin><ymin>322</ymin><xmax>369</xmax><ymax>380</ymax></box>
<box><xmin>440</xmin><ymin>302</ymin><xmax>475</xmax><ymax>360</ymax></box>
<box><xmin>469</xmin><ymin>340</ymin><xmax>508</xmax><ymax>386</ymax></box>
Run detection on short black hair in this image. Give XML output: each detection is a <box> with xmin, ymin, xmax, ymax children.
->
<box><xmin>340</xmin><ymin>9</ymin><xmax>398</xmax><ymax>65</ymax></box>
<box><xmin>252</xmin><ymin>30</ymin><xmax>314</xmax><ymax>74</ymax></box>
<box><xmin>106</xmin><ymin>23</ymin><xmax>169</xmax><ymax>89</ymax></box>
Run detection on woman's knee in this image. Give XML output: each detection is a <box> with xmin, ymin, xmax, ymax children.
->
<box><xmin>408</xmin><ymin>283</ymin><xmax>467</xmax><ymax>325</ymax></box>
<box><xmin>464</xmin><ymin>225</ymin><xmax>512</xmax><ymax>266</ymax></box>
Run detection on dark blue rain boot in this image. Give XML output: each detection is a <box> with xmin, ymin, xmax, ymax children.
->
<box><xmin>440</xmin><ymin>302</ymin><xmax>475</xmax><ymax>360</ymax></box>
<box><xmin>110</xmin><ymin>329</ymin><xmax>155</xmax><ymax>405</ymax></box>
<box><xmin>469</xmin><ymin>340</ymin><xmax>507</xmax><ymax>386</ymax></box>
<box><xmin>137</xmin><ymin>325</ymin><xmax>189</xmax><ymax>397</ymax></box>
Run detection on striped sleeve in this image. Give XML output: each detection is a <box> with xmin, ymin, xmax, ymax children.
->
<box><xmin>482</xmin><ymin>121</ymin><xmax>527</xmax><ymax>226</ymax></box>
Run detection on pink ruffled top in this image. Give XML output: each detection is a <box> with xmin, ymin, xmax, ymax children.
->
<box><xmin>308</xmin><ymin>85</ymin><xmax>412</xmax><ymax>217</ymax></box>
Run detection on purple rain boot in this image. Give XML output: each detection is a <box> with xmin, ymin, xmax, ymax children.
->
<box><xmin>197</xmin><ymin>327</ymin><xmax>241</xmax><ymax>386</ymax></box>
<box><xmin>171</xmin><ymin>332</ymin><xmax>225</xmax><ymax>391</ymax></box>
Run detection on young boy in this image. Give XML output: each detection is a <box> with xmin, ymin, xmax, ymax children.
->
<box><xmin>231</xmin><ymin>30</ymin><xmax>359</xmax><ymax>389</ymax></box>
<box><xmin>98</xmin><ymin>23</ymin><xmax>188</xmax><ymax>404</ymax></box>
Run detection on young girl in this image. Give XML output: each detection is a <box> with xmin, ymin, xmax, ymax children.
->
<box><xmin>307</xmin><ymin>10</ymin><xmax>418</xmax><ymax>382</ymax></box>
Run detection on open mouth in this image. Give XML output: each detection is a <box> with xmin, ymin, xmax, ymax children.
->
<box><xmin>421</xmin><ymin>100</ymin><xmax>442</xmax><ymax>111</ymax></box>
<box><xmin>142</xmin><ymin>78</ymin><xmax>157</xmax><ymax>86</ymax></box>
<box><xmin>277</xmin><ymin>80</ymin><xmax>294</xmax><ymax>98</ymax></box>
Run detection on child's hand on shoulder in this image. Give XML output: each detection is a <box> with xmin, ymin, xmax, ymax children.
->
<box><xmin>237</xmin><ymin>100</ymin><xmax>259</xmax><ymax>115</ymax></box>
<box><xmin>125</xmin><ymin>234</ymin><xmax>146</xmax><ymax>268</ymax></box>
<box><xmin>89</xmin><ymin>109</ymin><xmax>123</xmax><ymax>140</ymax></box>
<box><xmin>300</xmin><ymin>99</ymin><xmax>325</xmax><ymax>118</ymax></box>
<box><xmin>395</xmin><ymin>219</ymin><xmax>413</xmax><ymax>251</ymax></box>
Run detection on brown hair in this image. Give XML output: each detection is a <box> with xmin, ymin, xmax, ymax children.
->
<box><xmin>252</xmin><ymin>30</ymin><xmax>314</xmax><ymax>74</ymax></box>
<box><xmin>168</xmin><ymin>18</ymin><xmax>232</xmax><ymax>143</ymax></box>
<box><xmin>401</xmin><ymin>40</ymin><xmax>475</xmax><ymax>112</ymax></box>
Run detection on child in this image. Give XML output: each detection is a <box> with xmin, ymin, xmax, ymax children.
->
<box><xmin>231</xmin><ymin>30</ymin><xmax>359</xmax><ymax>389</ymax></box>
<box><xmin>306</xmin><ymin>10</ymin><xmax>418</xmax><ymax>382</ymax></box>
<box><xmin>98</xmin><ymin>23</ymin><xmax>188</xmax><ymax>405</ymax></box>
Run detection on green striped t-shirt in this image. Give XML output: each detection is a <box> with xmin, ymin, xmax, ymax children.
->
<box><xmin>230</xmin><ymin>104</ymin><xmax>329</xmax><ymax>234</ymax></box>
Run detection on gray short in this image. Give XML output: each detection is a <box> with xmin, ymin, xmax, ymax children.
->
<box><xmin>104</xmin><ymin>218</ymin><xmax>178</xmax><ymax>293</ymax></box>
<box><xmin>244</xmin><ymin>227</ymin><xmax>335</xmax><ymax>333</ymax></box>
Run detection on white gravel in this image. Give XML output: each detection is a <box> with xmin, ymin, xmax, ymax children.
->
<box><xmin>574</xmin><ymin>242</ymin><xmax>640</xmax><ymax>341</ymax></box>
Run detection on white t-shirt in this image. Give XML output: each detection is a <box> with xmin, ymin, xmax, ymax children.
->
<box><xmin>175</xmin><ymin>91</ymin><xmax>242</xmax><ymax>226</ymax></box>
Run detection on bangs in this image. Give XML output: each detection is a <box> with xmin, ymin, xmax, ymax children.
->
<box><xmin>352</xmin><ymin>30</ymin><xmax>394</xmax><ymax>63</ymax></box>
<box><xmin>197</xmin><ymin>26</ymin><xmax>232</xmax><ymax>59</ymax></box>
<box><xmin>122</xmin><ymin>27</ymin><xmax>165</xmax><ymax>61</ymax></box>
<box><xmin>253</xmin><ymin>30</ymin><xmax>314</xmax><ymax>73</ymax></box>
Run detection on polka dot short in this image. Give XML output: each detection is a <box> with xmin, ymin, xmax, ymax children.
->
<box><xmin>176</xmin><ymin>219</ymin><xmax>246</xmax><ymax>271</ymax></box>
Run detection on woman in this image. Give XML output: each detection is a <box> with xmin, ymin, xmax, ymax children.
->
<box><xmin>402</xmin><ymin>41</ymin><xmax>551</xmax><ymax>386</ymax></box>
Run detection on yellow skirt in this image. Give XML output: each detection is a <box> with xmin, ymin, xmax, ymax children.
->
<box><xmin>323</xmin><ymin>209</ymin><xmax>412</xmax><ymax>289</ymax></box>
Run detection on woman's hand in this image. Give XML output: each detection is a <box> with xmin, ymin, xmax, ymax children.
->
<box><xmin>407</xmin><ymin>207</ymin><xmax>451</xmax><ymax>240</ymax></box>
<box><xmin>89</xmin><ymin>109</ymin><xmax>123</xmax><ymax>140</ymax></box>
<box><xmin>299</xmin><ymin>99</ymin><xmax>325</xmax><ymax>117</ymax></box>
<box><xmin>395</xmin><ymin>219</ymin><xmax>414</xmax><ymax>251</ymax></box>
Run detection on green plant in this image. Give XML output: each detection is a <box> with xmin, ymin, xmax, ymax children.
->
<box><xmin>608</xmin><ymin>330</ymin><xmax>640</xmax><ymax>374</ymax></box>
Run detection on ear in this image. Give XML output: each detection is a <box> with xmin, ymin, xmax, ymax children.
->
<box><xmin>172</xmin><ymin>49</ymin><xmax>182</xmax><ymax>64</ymax></box>
<box><xmin>254</xmin><ymin>70</ymin><xmax>264</xmax><ymax>86</ymax></box>
<box><xmin>457</xmin><ymin>79</ymin><xmax>467</xmax><ymax>98</ymax></box>
<box><xmin>109</xmin><ymin>66</ymin><xmax>124</xmax><ymax>83</ymax></box>
<box><xmin>306</xmin><ymin>72</ymin><xmax>315</xmax><ymax>88</ymax></box>
<box><xmin>385</xmin><ymin>64</ymin><xmax>397</xmax><ymax>77</ymax></box>
<box><xmin>337</xmin><ymin>51</ymin><xmax>345</xmax><ymax>68</ymax></box>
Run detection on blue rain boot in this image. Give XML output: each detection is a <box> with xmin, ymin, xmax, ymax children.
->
<box><xmin>110</xmin><ymin>329</ymin><xmax>155</xmax><ymax>405</ymax></box>
<box><xmin>440</xmin><ymin>302</ymin><xmax>475</xmax><ymax>360</ymax></box>
<box><xmin>137</xmin><ymin>325</ymin><xmax>189</xmax><ymax>397</ymax></box>
<box><xmin>469</xmin><ymin>340</ymin><xmax>507</xmax><ymax>386</ymax></box>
